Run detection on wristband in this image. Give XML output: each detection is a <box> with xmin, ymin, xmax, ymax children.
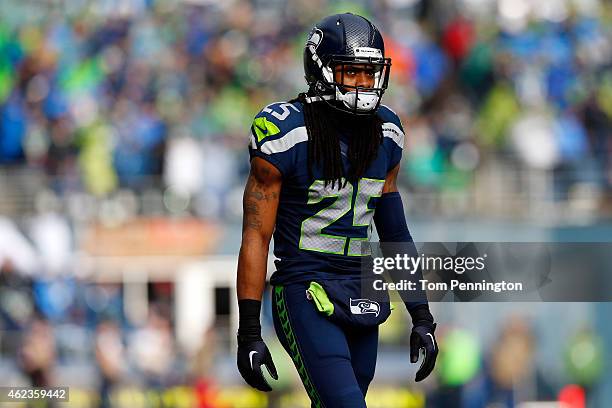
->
<box><xmin>409</xmin><ymin>304</ymin><xmax>434</xmax><ymax>326</ymax></box>
<box><xmin>238</xmin><ymin>299</ymin><xmax>262</xmax><ymax>343</ymax></box>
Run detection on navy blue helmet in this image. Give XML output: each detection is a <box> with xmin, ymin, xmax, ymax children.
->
<box><xmin>303</xmin><ymin>13</ymin><xmax>391</xmax><ymax>115</ymax></box>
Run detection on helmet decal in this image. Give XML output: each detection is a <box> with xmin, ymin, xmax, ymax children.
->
<box><xmin>306</xmin><ymin>28</ymin><xmax>323</xmax><ymax>49</ymax></box>
<box><xmin>306</xmin><ymin>28</ymin><xmax>324</xmax><ymax>69</ymax></box>
<box><xmin>353</xmin><ymin>47</ymin><xmax>383</xmax><ymax>59</ymax></box>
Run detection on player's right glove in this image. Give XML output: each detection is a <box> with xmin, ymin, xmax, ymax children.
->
<box><xmin>237</xmin><ymin>337</ymin><xmax>278</xmax><ymax>391</ymax></box>
<box><xmin>236</xmin><ymin>299</ymin><xmax>278</xmax><ymax>392</ymax></box>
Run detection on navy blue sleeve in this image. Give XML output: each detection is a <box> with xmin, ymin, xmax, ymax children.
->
<box><xmin>378</xmin><ymin>105</ymin><xmax>405</xmax><ymax>172</ymax></box>
<box><xmin>374</xmin><ymin>192</ymin><xmax>429</xmax><ymax>312</ymax></box>
<box><xmin>248</xmin><ymin>102</ymin><xmax>306</xmax><ymax>178</ymax></box>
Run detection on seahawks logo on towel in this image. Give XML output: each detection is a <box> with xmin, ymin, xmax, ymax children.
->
<box><xmin>350</xmin><ymin>299</ymin><xmax>380</xmax><ymax>317</ymax></box>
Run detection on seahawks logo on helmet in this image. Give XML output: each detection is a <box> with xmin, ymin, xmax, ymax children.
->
<box><xmin>307</xmin><ymin>28</ymin><xmax>323</xmax><ymax>49</ymax></box>
<box><xmin>307</xmin><ymin>28</ymin><xmax>324</xmax><ymax>69</ymax></box>
<box><xmin>350</xmin><ymin>298</ymin><xmax>380</xmax><ymax>317</ymax></box>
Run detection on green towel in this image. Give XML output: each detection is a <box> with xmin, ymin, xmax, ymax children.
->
<box><xmin>306</xmin><ymin>282</ymin><xmax>334</xmax><ymax>317</ymax></box>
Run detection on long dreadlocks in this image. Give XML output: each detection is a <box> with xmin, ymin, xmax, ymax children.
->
<box><xmin>293</xmin><ymin>93</ymin><xmax>384</xmax><ymax>189</ymax></box>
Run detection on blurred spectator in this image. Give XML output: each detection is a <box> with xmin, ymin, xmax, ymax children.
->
<box><xmin>428</xmin><ymin>327</ymin><xmax>481</xmax><ymax>407</ymax></box>
<box><xmin>127</xmin><ymin>304</ymin><xmax>178</xmax><ymax>388</ymax></box>
<box><xmin>487</xmin><ymin>319</ymin><xmax>535</xmax><ymax>404</ymax></box>
<box><xmin>29</xmin><ymin>191</ymin><xmax>73</xmax><ymax>277</ymax></box>
<box><xmin>19</xmin><ymin>317</ymin><xmax>57</xmax><ymax>387</ymax></box>
<box><xmin>95</xmin><ymin>319</ymin><xmax>125</xmax><ymax>408</ymax></box>
<box><xmin>564</xmin><ymin>327</ymin><xmax>605</xmax><ymax>406</ymax></box>
<box><xmin>470</xmin><ymin>318</ymin><xmax>555</xmax><ymax>407</ymax></box>
<box><xmin>0</xmin><ymin>259</ymin><xmax>35</xmax><ymax>332</ymax></box>
<box><xmin>0</xmin><ymin>217</ymin><xmax>40</xmax><ymax>275</ymax></box>
<box><xmin>190</xmin><ymin>326</ymin><xmax>231</xmax><ymax>408</ymax></box>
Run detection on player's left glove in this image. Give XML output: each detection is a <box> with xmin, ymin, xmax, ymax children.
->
<box><xmin>409</xmin><ymin>305</ymin><xmax>438</xmax><ymax>382</ymax></box>
<box><xmin>236</xmin><ymin>299</ymin><xmax>278</xmax><ymax>392</ymax></box>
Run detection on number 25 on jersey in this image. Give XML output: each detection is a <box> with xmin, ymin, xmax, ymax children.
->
<box><xmin>299</xmin><ymin>178</ymin><xmax>384</xmax><ymax>256</ymax></box>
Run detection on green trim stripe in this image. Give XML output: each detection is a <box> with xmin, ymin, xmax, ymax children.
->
<box><xmin>274</xmin><ymin>286</ymin><xmax>324</xmax><ymax>408</ymax></box>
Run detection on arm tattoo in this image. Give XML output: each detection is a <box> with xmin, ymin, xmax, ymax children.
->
<box><xmin>242</xmin><ymin>164</ymin><xmax>280</xmax><ymax>231</ymax></box>
<box><xmin>244</xmin><ymin>175</ymin><xmax>264</xmax><ymax>231</ymax></box>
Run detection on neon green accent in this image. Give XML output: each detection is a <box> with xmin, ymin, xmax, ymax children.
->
<box><xmin>306</xmin><ymin>282</ymin><xmax>334</xmax><ymax>316</ymax></box>
<box><xmin>274</xmin><ymin>287</ymin><xmax>324</xmax><ymax>408</ymax></box>
<box><xmin>253</xmin><ymin>117</ymin><xmax>281</xmax><ymax>142</ymax></box>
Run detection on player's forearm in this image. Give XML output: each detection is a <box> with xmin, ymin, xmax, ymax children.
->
<box><xmin>237</xmin><ymin>233</ymin><xmax>270</xmax><ymax>300</ymax></box>
<box><xmin>237</xmin><ymin>158</ymin><xmax>280</xmax><ymax>300</ymax></box>
<box><xmin>236</xmin><ymin>233</ymin><xmax>270</xmax><ymax>349</ymax></box>
<box><xmin>374</xmin><ymin>192</ymin><xmax>430</xmax><ymax>312</ymax></box>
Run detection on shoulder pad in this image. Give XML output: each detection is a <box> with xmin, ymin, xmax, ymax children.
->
<box><xmin>378</xmin><ymin>105</ymin><xmax>405</xmax><ymax>149</ymax></box>
<box><xmin>377</xmin><ymin>105</ymin><xmax>404</xmax><ymax>132</ymax></box>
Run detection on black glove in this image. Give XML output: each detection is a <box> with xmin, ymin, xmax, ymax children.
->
<box><xmin>237</xmin><ymin>338</ymin><xmax>278</xmax><ymax>391</ymax></box>
<box><xmin>409</xmin><ymin>305</ymin><xmax>438</xmax><ymax>382</ymax></box>
<box><xmin>237</xmin><ymin>299</ymin><xmax>278</xmax><ymax>392</ymax></box>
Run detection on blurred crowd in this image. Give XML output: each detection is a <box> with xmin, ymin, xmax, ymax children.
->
<box><xmin>0</xmin><ymin>259</ymin><xmax>232</xmax><ymax>407</ymax></box>
<box><xmin>0</xmin><ymin>0</ymin><xmax>610</xmax><ymax>221</ymax></box>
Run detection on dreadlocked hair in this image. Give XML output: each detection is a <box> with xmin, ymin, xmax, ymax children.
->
<box><xmin>292</xmin><ymin>93</ymin><xmax>384</xmax><ymax>189</ymax></box>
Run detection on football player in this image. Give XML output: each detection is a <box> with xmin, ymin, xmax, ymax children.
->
<box><xmin>236</xmin><ymin>13</ymin><xmax>438</xmax><ymax>407</ymax></box>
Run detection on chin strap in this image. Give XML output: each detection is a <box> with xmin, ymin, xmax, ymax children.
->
<box><xmin>301</xmin><ymin>86</ymin><xmax>380</xmax><ymax>116</ymax></box>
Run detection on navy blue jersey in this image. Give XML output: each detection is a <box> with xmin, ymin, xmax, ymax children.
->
<box><xmin>248</xmin><ymin>101</ymin><xmax>405</xmax><ymax>285</ymax></box>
